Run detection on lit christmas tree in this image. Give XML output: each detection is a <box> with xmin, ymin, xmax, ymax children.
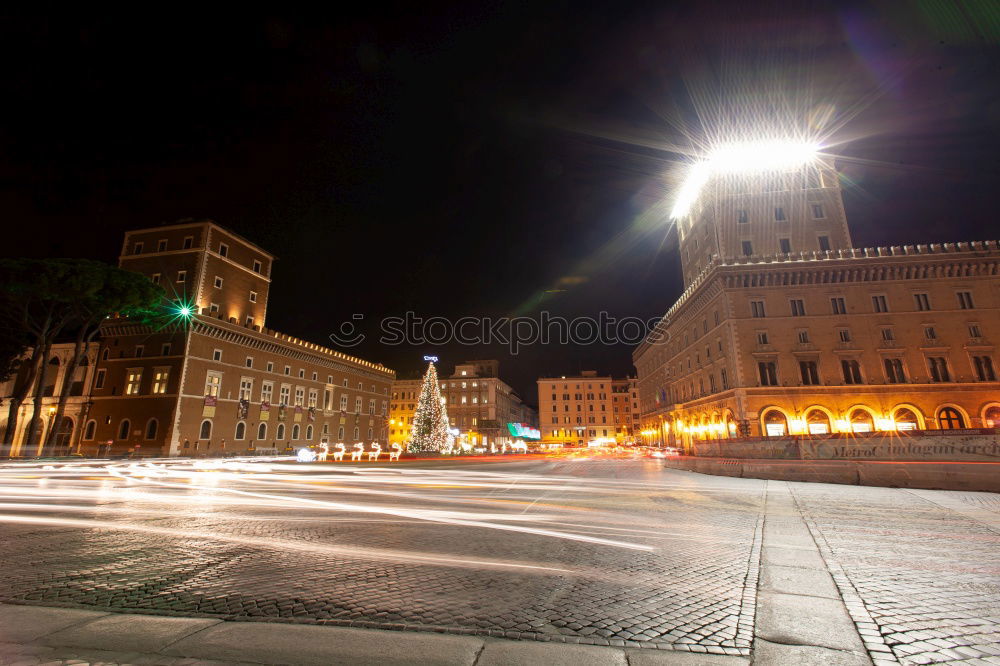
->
<box><xmin>408</xmin><ymin>361</ymin><xmax>452</xmax><ymax>452</ymax></box>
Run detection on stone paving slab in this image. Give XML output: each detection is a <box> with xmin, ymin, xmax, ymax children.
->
<box><xmin>41</xmin><ymin>614</ymin><xmax>221</xmax><ymax>653</ymax></box>
<box><xmin>752</xmin><ymin>638</ymin><xmax>872</xmax><ymax>665</ymax></box>
<box><xmin>476</xmin><ymin>640</ymin><xmax>628</xmax><ymax>666</ymax></box>
<box><xmin>0</xmin><ymin>605</ymin><xmax>109</xmax><ymax>643</ymax></box>
<box><xmin>759</xmin><ymin>564</ymin><xmax>840</xmax><ymax>599</ymax></box>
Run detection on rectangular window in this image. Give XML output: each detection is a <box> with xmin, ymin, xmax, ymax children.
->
<box><xmin>183</xmin><ymin>236</ymin><xmax>193</xmax><ymax>249</ymax></box>
<box><xmin>925</xmin><ymin>326</ymin><xmax>937</xmax><ymax>340</ymax></box>
<box><xmin>742</xmin><ymin>240</ymin><xmax>753</xmax><ymax>256</ymax></box>
<box><xmin>799</xmin><ymin>361</ymin><xmax>820</xmax><ymax>385</ymax></box>
<box><xmin>240</xmin><ymin>377</ymin><xmax>253</xmax><ymax>401</ymax></box>
<box><xmin>841</xmin><ymin>360</ymin><xmax>862</xmax><ymax>385</ymax></box>
<box><xmin>355</xmin><ymin>397</ymin><xmax>363</xmax><ymax>413</ymax></box>
<box><xmin>758</xmin><ymin>362</ymin><xmax>778</xmax><ymax>386</ymax></box>
<box><xmin>774</xmin><ymin>207</ymin><xmax>786</xmax><ymax>221</ymax></box>
<box><xmin>957</xmin><ymin>291</ymin><xmax>974</xmax><ymax>309</ymax></box>
<box><xmin>279</xmin><ymin>384</ymin><xmax>290</xmax><ymax>405</ymax></box>
<box><xmin>818</xmin><ymin>235</ymin><xmax>830</xmax><ymax>251</ymax></box>
<box><xmin>790</xmin><ymin>299</ymin><xmax>805</xmax><ymax>316</ymax></box>
<box><xmin>969</xmin><ymin>324</ymin><xmax>982</xmax><ymax>338</ymax></box>
<box><xmin>871</xmin><ymin>295</ymin><xmax>889</xmax><ymax>313</ymax></box>
<box><xmin>928</xmin><ymin>357</ymin><xmax>950</xmax><ymax>382</ymax></box>
<box><xmin>156</xmin><ymin>239</ymin><xmax>168</xmax><ymax>252</ymax></box>
<box><xmin>308</xmin><ymin>389</ymin><xmax>318</xmax><ymax>408</ymax></box>
<box><xmin>737</xmin><ymin>209</ymin><xmax>748</xmax><ymax>224</ymax></box>
<box><xmin>176</xmin><ymin>270</ymin><xmax>187</xmax><ymax>283</ymax></box>
<box><xmin>249</xmin><ymin>291</ymin><xmax>257</xmax><ymax>303</ymax></box>
<box><xmin>294</xmin><ymin>387</ymin><xmax>304</xmax><ymax>406</ymax></box>
<box><xmin>914</xmin><ymin>293</ymin><xmax>931</xmax><ymax>311</ymax></box>
<box><xmin>135</xmin><ymin>345</ymin><xmax>144</xmax><ymax>358</ymax></box>
<box><xmin>161</xmin><ymin>343</ymin><xmax>171</xmax><ymax>356</ymax></box>
<box><xmin>245</xmin><ymin>356</ymin><xmax>253</xmax><ymax>368</ymax></box>
<box><xmin>369</xmin><ymin>399</ymin><xmax>376</xmax><ymax>415</ymax></box>
<box><xmin>750</xmin><ymin>300</ymin><xmax>766</xmax><ymax>318</ymax></box>
<box><xmin>756</xmin><ymin>331</ymin><xmax>769</xmax><ymax>345</ymax></box>
<box><xmin>340</xmin><ymin>394</ymin><xmax>348</xmax><ymax>411</ymax></box>
<box><xmin>204</xmin><ymin>371</ymin><xmax>222</xmax><ymax>397</ymax></box>
<box><xmin>126</xmin><ymin>369</ymin><xmax>143</xmax><ymax>395</ymax></box>
<box><xmin>210</xmin><ymin>303</ymin><xmax>219</xmax><ymax>313</ymax></box>
<box><xmin>266</xmin><ymin>362</ymin><xmax>274</xmax><ymax>372</ymax></box>
<box><xmin>261</xmin><ymin>381</ymin><xmax>273</xmax><ymax>403</ymax></box>
<box><xmin>779</xmin><ymin>238</ymin><xmax>792</xmax><ymax>254</ymax></box>
<box><xmin>218</xmin><ymin>243</ymin><xmax>229</xmax><ymax>257</ymax></box>
<box><xmin>284</xmin><ymin>365</ymin><xmax>291</xmax><ymax>376</ymax></box>
<box><xmin>720</xmin><ymin>368</ymin><xmax>729</xmax><ymax>390</ymax></box>
<box><xmin>324</xmin><ymin>389</ymin><xmax>332</xmax><ymax>410</ymax></box>
<box><xmin>214</xmin><ymin>276</ymin><xmax>223</xmax><ymax>289</ymax></box>
<box><xmin>884</xmin><ymin>358</ymin><xmax>906</xmax><ymax>384</ymax></box>
<box><xmin>133</xmin><ymin>241</ymin><xmax>144</xmax><ymax>255</ymax></box>
<box><xmin>298</xmin><ymin>369</ymin><xmax>305</xmax><ymax>378</ymax></box>
<box><xmin>797</xmin><ymin>330</ymin><xmax>810</xmax><ymax>343</ymax></box>
<box><xmin>253</xmin><ymin>259</ymin><xmax>263</xmax><ymax>274</ymax></box>
<box><xmin>881</xmin><ymin>328</ymin><xmax>894</xmax><ymax>341</ymax></box>
<box><xmin>830</xmin><ymin>297</ymin><xmax>847</xmax><ymax>315</ymax></box>
<box><xmin>150</xmin><ymin>273</ymin><xmax>161</xmax><ymax>285</ymax></box>
<box><xmin>212</xmin><ymin>349</ymin><xmax>222</xmax><ymax>362</ymax></box>
<box><xmin>811</xmin><ymin>204</ymin><xmax>825</xmax><ymax>219</ymax></box>
<box><xmin>973</xmin><ymin>356</ymin><xmax>996</xmax><ymax>382</ymax></box>
<box><xmin>151</xmin><ymin>368</ymin><xmax>169</xmax><ymax>394</ymax></box>
<box><xmin>95</xmin><ymin>368</ymin><xmax>106</xmax><ymax>389</ymax></box>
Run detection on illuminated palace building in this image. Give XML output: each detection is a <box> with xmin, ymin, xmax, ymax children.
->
<box><xmin>17</xmin><ymin>220</ymin><xmax>395</xmax><ymax>457</ymax></box>
<box><xmin>537</xmin><ymin>372</ymin><xmax>639</xmax><ymax>446</ymax></box>
<box><xmin>389</xmin><ymin>360</ymin><xmax>537</xmax><ymax>449</ymax></box>
<box><xmin>633</xmin><ymin>146</ymin><xmax>1000</xmax><ymax>446</ymax></box>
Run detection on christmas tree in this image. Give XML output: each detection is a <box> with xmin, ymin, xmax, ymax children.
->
<box><xmin>408</xmin><ymin>361</ymin><xmax>452</xmax><ymax>452</ymax></box>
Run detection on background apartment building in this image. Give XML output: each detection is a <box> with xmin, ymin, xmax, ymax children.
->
<box><xmin>634</xmin><ymin>156</ymin><xmax>1000</xmax><ymax>447</ymax></box>
<box><xmin>77</xmin><ymin>220</ymin><xmax>394</xmax><ymax>456</ymax></box>
<box><xmin>389</xmin><ymin>360</ymin><xmax>537</xmax><ymax>449</ymax></box>
<box><xmin>538</xmin><ymin>371</ymin><xmax>637</xmax><ymax>446</ymax></box>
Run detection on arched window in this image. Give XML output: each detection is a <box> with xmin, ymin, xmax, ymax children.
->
<box><xmin>276</xmin><ymin>423</ymin><xmax>285</xmax><ymax>440</ymax></box>
<box><xmin>367</xmin><ymin>427</ymin><xmax>373</xmax><ymax>440</ymax></box>
<box><xmin>118</xmin><ymin>419</ymin><xmax>130</xmax><ymax>440</ymax></box>
<box><xmin>145</xmin><ymin>418</ymin><xmax>158</xmax><ymax>440</ymax></box>
<box><xmin>84</xmin><ymin>420</ymin><xmax>97</xmax><ymax>441</ymax></box>
<box><xmin>849</xmin><ymin>409</ymin><xmax>874</xmax><ymax>433</ymax></box>
<box><xmin>337</xmin><ymin>426</ymin><xmax>345</xmax><ymax>440</ymax></box>
<box><xmin>199</xmin><ymin>420</ymin><xmax>212</xmax><ymax>440</ymax></box>
<box><xmin>762</xmin><ymin>410</ymin><xmax>787</xmax><ymax>437</ymax></box>
<box><xmin>353</xmin><ymin>426</ymin><xmax>360</xmax><ymax>440</ymax></box>
<box><xmin>305</xmin><ymin>425</ymin><xmax>313</xmax><ymax>441</ymax></box>
<box><xmin>982</xmin><ymin>405</ymin><xmax>1000</xmax><ymax>428</ymax></box>
<box><xmin>292</xmin><ymin>424</ymin><xmax>300</xmax><ymax>440</ymax></box>
<box><xmin>257</xmin><ymin>423</ymin><xmax>267</xmax><ymax>440</ymax></box>
<box><xmin>235</xmin><ymin>422</ymin><xmax>246</xmax><ymax>440</ymax></box>
<box><xmin>937</xmin><ymin>407</ymin><xmax>965</xmax><ymax>429</ymax></box>
<box><xmin>805</xmin><ymin>409</ymin><xmax>831</xmax><ymax>435</ymax></box>
<box><xmin>893</xmin><ymin>408</ymin><xmax>920</xmax><ymax>431</ymax></box>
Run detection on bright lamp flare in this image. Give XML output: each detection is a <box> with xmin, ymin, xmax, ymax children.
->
<box><xmin>670</xmin><ymin>140</ymin><xmax>820</xmax><ymax>219</ymax></box>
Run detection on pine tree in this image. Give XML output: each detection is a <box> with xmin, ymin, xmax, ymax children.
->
<box><xmin>408</xmin><ymin>361</ymin><xmax>451</xmax><ymax>452</ymax></box>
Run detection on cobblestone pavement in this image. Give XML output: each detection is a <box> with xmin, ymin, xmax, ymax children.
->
<box><xmin>0</xmin><ymin>456</ymin><xmax>998</xmax><ymax>664</ymax></box>
<box><xmin>0</xmin><ymin>456</ymin><xmax>762</xmax><ymax>657</ymax></box>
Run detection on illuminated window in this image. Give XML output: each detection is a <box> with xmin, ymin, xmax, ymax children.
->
<box><xmin>279</xmin><ymin>384</ymin><xmax>290</xmax><ymax>405</ymax></box>
<box><xmin>240</xmin><ymin>378</ymin><xmax>253</xmax><ymax>401</ymax></box>
<box><xmin>125</xmin><ymin>369</ymin><xmax>142</xmax><ymax>395</ymax></box>
<box><xmin>261</xmin><ymin>381</ymin><xmax>273</xmax><ymax>404</ymax></box>
<box><xmin>937</xmin><ymin>407</ymin><xmax>965</xmax><ymax>429</ymax></box>
<box><xmin>152</xmin><ymin>368</ymin><xmax>170</xmax><ymax>394</ymax></box>
<box><xmin>204</xmin><ymin>371</ymin><xmax>222</xmax><ymax>397</ymax></box>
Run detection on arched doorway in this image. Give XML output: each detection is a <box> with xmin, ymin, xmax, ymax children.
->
<box><xmin>849</xmin><ymin>408</ymin><xmax>875</xmax><ymax>433</ymax></box>
<box><xmin>893</xmin><ymin>407</ymin><xmax>921</xmax><ymax>431</ymax></box>
<box><xmin>981</xmin><ymin>404</ymin><xmax>1000</xmax><ymax>428</ymax></box>
<box><xmin>937</xmin><ymin>407</ymin><xmax>966</xmax><ymax>430</ymax></box>
<box><xmin>805</xmin><ymin>408</ymin><xmax>831</xmax><ymax>435</ymax></box>
<box><xmin>762</xmin><ymin>409</ymin><xmax>788</xmax><ymax>437</ymax></box>
<box><xmin>52</xmin><ymin>417</ymin><xmax>74</xmax><ymax>455</ymax></box>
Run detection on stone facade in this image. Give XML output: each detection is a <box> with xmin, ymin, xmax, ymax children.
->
<box><xmin>635</xmin><ymin>156</ymin><xmax>1000</xmax><ymax>450</ymax></box>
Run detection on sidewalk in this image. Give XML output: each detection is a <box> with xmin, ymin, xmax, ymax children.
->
<box><xmin>0</xmin><ymin>603</ymin><xmax>744</xmax><ymax>665</ymax></box>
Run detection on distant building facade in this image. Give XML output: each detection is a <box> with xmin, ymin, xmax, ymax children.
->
<box><xmin>537</xmin><ymin>371</ymin><xmax>638</xmax><ymax>446</ymax></box>
<box><xmin>389</xmin><ymin>360</ymin><xmax>537</xmax><ymax>449</ymax></box>
<box><xmin>6</xmin><ymin>220</ymin><xmax>395</xmax><ymax>457</ymax></box>
<box><xmin>634</xmin><ymin>156</ymin><xmax>1000</xmax><ymax>448</ymax></box>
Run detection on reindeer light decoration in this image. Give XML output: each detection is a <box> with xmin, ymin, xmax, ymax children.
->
<box><xmin>389</xmin><ymin>443</ymin><xmax>403</xmax><ymax>461</ymax></box>
<box><xmin>351</xmin><ymin>442</ymin><xmax>364</xmax><ymax>461</ymax></box>
<box><xmin>367</xmin><ymin>442</ymin><xmax>381</xmax><ymax>461</ymax></box>
<box><xmin>459</xmin><ymin>440</ymin><xmax>473</xmax><ymax>454</ymax></box>
<box><xmin>511</xmin><ymin>440</ymin><xmax>528</xmax><ymax>454</ymax></box>
<box><xmin>317</xmin><ymin>442</ymin><xmax>329</xmax><ymax>462</ymax></box>
<box><xmin>333</xmin><ymin>443</ymin><xmax>345</xmax><ymax>461</ymax></box>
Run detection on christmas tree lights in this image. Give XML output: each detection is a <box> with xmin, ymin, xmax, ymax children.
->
<box><xmin>408</xmin><ymin>361</ymin><xmax>453</xmax><ymax>452</ymax></box>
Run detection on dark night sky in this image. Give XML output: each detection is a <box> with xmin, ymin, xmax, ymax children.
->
<box><xmin>1</xmin><ymin>2</ymin><xmax>998</xmax><ymax>404</ymax></box>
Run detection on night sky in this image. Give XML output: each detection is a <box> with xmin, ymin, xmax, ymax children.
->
<box><xmin>2</xmin><ymin>3</ymin><xmax>998</xmax><ymax>404</ymax></box>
